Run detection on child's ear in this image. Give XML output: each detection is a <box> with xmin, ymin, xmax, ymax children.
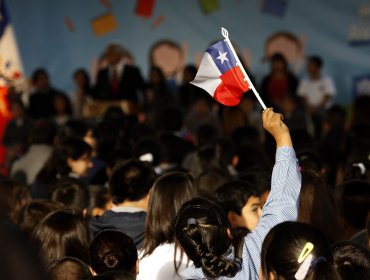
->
<box><xmin>227</xmin><ymin>211</ymin><xmax>239</xmax><ymax>228</ymax></box>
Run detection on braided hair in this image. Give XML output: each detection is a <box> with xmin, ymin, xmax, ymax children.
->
<box><xmin>175</xmin><ymin>198</ymin><xmax>245</xmax><ymax>279</ymax></box>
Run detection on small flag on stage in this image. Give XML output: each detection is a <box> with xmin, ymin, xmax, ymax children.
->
<box><xmin>191</xmin><ymin>28</ymin><xmax>267</xmax><ymax>109</ymax></box>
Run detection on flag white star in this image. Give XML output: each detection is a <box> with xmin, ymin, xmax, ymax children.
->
<box><xmin>216</xmin><ymin>51</ymin><xmax>229</xmax><ymax>64</ymax></box>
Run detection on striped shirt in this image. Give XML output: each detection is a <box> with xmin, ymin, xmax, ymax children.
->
<box><xmin>180</xmin><ymin>147</ymin><xmax>301</xmax><ymax>279</ymax></box>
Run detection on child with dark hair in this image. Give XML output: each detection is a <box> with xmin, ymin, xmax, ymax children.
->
<box><xmin>87</xmin><ymin>185</ymin><xmax>112</xmax><ymax>217</ymax></box>
<box><xmin>335</xmin><ymin>180</ymin><xmax>370</xmax><ymax>241</ymax></box>
<box><xmin>239</xmin><ymin>166</ymin><xmax>271</xmax><ymax>207</ymax></box>
<box><xmin>299</xmin><ymin>169</ymin><xmax>345</xmax><ymax>244</ymax></box>
<box><xmin>214</xmin><ymin>180</ymin><xmax>261</xmax><ymax>231</ymax></box>
<box><xmin>32</xmin><ymin>209</ymin><xmax>90</xmax><ymax>266</ymax></box>
<box><xmin>0</xmin><ymin>179</ymin><xmax>31</xmax><ymax>222</ymax></box>
<box><xmin>89</xmin><ymin>230</ymin><xmax>138</xmax><ymax>276</ymax></box>
<box><xmin>261</xmin><ymin>221</ymin><xmax>338</xmax><ymax>280</ymax></box>
<box><xmin>196</xmin><ymin>166</ymin><xmax>231</xmax><ymax>195</ymax></box>
<box><xmin>90</xmin><ymin>159</ymin><xmax>156</xmax><ymax>248</ymax></box>
<box><xmin>139</xmin><ymin>172</ymin><xmax>198</xmax><ymax>280</ymax></box>
<box><xmin>332</xmin><ymin>241</ymin><xmax>370</xmax><ymax>280</ymax></box>
<box><xmin>175</xmin><ymin>108</ymin><xmax>301</xmax><ymax>279</ymax></box>
<box><xmin>47</xmin><ymin>257</ymin><xmax>92</xmax><ymax>280</ymax></box>
<box><xmin>10</xmin><ymin>119</ymin><xmax>56</xmax><ymax>186</ymax></box>
<box><xmin>17</xmin><ymin>199</ymin><xmax>64</xmax><ymax>236</ymax></box>
<box><xmin>51</xmin><ymin>177</ymin><xmax>89</xmax><ymax>213</ymax></box>
<box><xmin>33</xmin><ymin>138</ymin><xmax>93</xmax><ymax>198</ymax></box>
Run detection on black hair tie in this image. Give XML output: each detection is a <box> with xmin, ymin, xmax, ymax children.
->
<box><xmin>311</xmin><ymin>256</ymin><xmax>327</xmax><ymax>271</ymax></box>
<box><xmin>234</xmin><ymin>257</ymin><xmax>243</xmax><ymax>271</ymax></box>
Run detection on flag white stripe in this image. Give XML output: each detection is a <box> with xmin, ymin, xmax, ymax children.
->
<box><xmin>190</xmin><ymin>52</ymin><xmax>221</xmax><ymax>97</ymax></box>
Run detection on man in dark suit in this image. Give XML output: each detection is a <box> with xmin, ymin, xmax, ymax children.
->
<box><xmin>92</xmin><ymin>44</ymin><xmax>146</xmax><ymax>101</ymax></box>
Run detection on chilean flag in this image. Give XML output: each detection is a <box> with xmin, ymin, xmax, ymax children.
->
<box><xmin>191</xmin><ymin>40</ymin><xmax>250</xmax><ymax>106</ymax></box>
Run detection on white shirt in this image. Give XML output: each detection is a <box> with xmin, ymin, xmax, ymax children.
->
<box><xmin>138</xmin><ymin>243</ymin><xmax>191</xmax><ymax>280</ymax></box>
<box><xmin>297</xmin><ymin>76</ymin><xmax>336</xmax><ymax>107</ymax></box>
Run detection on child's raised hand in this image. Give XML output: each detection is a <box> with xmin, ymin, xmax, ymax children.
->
<box><xmin>262</xmin><ymin>108</ymin><xmax>292</xmax><ymax>148</ymax></box>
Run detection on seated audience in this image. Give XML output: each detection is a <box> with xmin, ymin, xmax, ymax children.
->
<box><xmin>47</xmin><ymin>257</ymin><xmax>92</xmax><ymax>280</ymax></box>
<box><xmin>32</xmin><ymin>210</ymin><xmax>90</xmax><ymax>266</ymax></box>
<box><xmin>90</xmin><ymin>159</ymin><xmax>155</xmax><ymax>249</ymax></box>
<box><xmin>32</xmin><ymin>138</ymin><xmax>93</xmax><ymax>198</ymax></box>
<box><xmin>28</xmin><ymin>68</ymin><xmax>68</xmax><ymax>119</ymax></box>
<box><xmin>17</xmin><ymin>199</ymin><xmax>64</xmax><ymax>236</ymax></box>
<box><xmin>50</xmin><ymin>177</ymin><xmax>89</xmax><ymax>214</ymax></box>
<box><xmin>332</xmin><ymin>241</ymin><xmax>370</xmax><ymax>280</ymax></box>
<box><xmin>298</xmin><ymin>169</ymin><xmax>345</xmax><ymax>244</ymax></box>
<box><xmin>0</xmin><ymin>179</ymin><xmax>31</xmax><ymax>222</ymax></box>
<box><xmin>87</xmin><ymin>185</ymin><xmax>113</xmax><ymax>217</ymax></box>
<box><xmin>89</xmin><ymin>230</ymin><xmax>138</xmax><ymax>276</ymax></box>
<box><xmin>10</xmin><ymin>119</ymin><xmax>56</xmax><ymax>186</ymax></box>
<box><xmin>261</xmin><ymin>221</ymin><xmax>339</xmax><ymax>280</ymax></box>
<box><xmin>175</xmin><ymin>108</ymin><xmax>301</xmax><ymax>279</ymax></box>
<box><xmin>53</xmin><ymin>92</ymin><xmax>73</xmax><ymax>127</ymax></box>
<box><xmin>139</xmin><ymin>172</ymin><xmax>198</xmax><ymax>280</ymax></box>
<box><xmin>214</xmin><ymin>180</ymin><xmax>261</xmax><ymax>231</ymax></box>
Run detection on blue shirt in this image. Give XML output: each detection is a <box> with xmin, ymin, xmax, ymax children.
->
<box><xmin>180</xmin><ymin>147</ymin><xmax>301</xmax><ymax>279</ymax></box>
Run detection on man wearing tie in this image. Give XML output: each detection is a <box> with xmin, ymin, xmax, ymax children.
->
<box><xmin>92</xmin><ymin>44</ymin><xmax>146</xmax><ymax>101</ymax></box>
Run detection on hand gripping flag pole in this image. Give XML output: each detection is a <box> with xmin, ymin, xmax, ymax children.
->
<box><xmin>221</xmin><ymin>27</ymin><xmax>267</xmax><ymax>110</ymax></box>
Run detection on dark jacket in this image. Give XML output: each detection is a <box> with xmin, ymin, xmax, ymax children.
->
<box><xmin>90</xmin><ymin>210</ymin><xmax>146</xmax><ymax>249</ymax></box>
<box><xmin>92</xmin><ymin>65</ymin><xmax>146</xmax><ymax>101</ymax></box>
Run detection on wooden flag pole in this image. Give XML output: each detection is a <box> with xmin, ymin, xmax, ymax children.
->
<box><xmin>221</xmin><ymin>27</ymin><xmax>267</xmax><ymax>110</ymax></box>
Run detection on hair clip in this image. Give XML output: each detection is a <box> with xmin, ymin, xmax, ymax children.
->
<box><xmin>187</xmin><ymin>218</ymin><xmax>197</xmax><ymax>226</ymax></box>
<box><xmin>234</xmin><ymin>257</ymin><xmax>243</xmax><ymax>271</ymax></box>
<box><xmin>352</xmin><ymin>162</ymin><xmax>366</xmax><ymax>175</ymax></box>
<box><xmin>295</xmin><ymin>254</ymin><xmax>313</xmax><ymax>280</ymax></box>
<box><xmin>298</xmin><ymin>242</ymin><xmax>314</xmax><ymax>263</ymax></box>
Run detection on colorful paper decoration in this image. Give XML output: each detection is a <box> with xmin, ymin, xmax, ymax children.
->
<box><xmin>91</xmin><ymin>13</ymin><xmax>117</xmax><ymax>36</ymax></box>
<box><xmin>151</xmin><ymin>15</ymin><xmax>165</xmax><ymax>29</ymax></box>
<box><xmin>64</xmin><ymin>16</ymin><xmax>75</xmax><ymax>32</ymax></box>
<box><xmin>135</xmin><ymin>0</ymin><xmax>156</xmax><ymax>18</ymax></box>
<box><xmin>198</xmin><ymin>0</ymin><xmax>221</xmax><ymax>15</ymax></box>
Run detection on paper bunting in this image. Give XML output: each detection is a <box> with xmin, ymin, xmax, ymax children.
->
<box><xmin>64</xmin><ymin>16</ymin><xmax>75</xmax><ymax>32</ymax></box>
<box><xmin>151</xmin><ymin>15</ymin><xmax>166</xmax><ymax>29</ymax></box>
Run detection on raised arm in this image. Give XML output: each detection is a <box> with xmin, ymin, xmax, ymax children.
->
<box><xmin>245</xmin><ymin>108</ymin><xmax>301</xmax><ymax>276</ymax></box>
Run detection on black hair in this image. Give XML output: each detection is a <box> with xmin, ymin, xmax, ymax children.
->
<box><xmin>159</xmin><ymin>106</ymin><xmax>184</xmax><ymax>132</ymax></box>
<box><xmin>142</xmin><ymin>172</ymin><xmax>197</xmax><ymax>263</ymax></box>
<box><xmin>196</xmin><ymin>124</ymin><xmax>219</xmax><ymax>148</ymax></box>
<box><xmin>214</xmin><ymin>180</ymin><xmax>260</xmax><ymax>216</ymax></box>
<box><xmin>51</xmin><ymin>177</ymin><xmax>88</xmax><ymax>212</ymax></box>
<box><xmin>31</xmin><ymin>68</ymin><xmax>49</xmax><ymax>84</ymax></box>
<box><xmin>196</xmin><ymin>167</ymin><xmax>231</xmax><ymax>195</ymax></box>
<box><xmin>73</xmin><ymin>68</ymin><xmax>91</xmax><ymax>93</ymax></box>
<box><xmin>17</xmin><ymin>199</ymin><xmax>64</xmax><ymax>236</ymax></box>
<box><xmin>92</xmin><ymin>271</ymin><xmax>135</xmax><ymax>280</ymax></box>
<box><xmin>261</xmin><ymin>221</ymin><xmax>339</xmax><ymax>280</ymax></box>
<box><xmin>324</xmin><ymin>105</ymin><xmax>346</xmax><ymax>130</ymax></box>
<box><xmin>175</xmin><ymin>198</ymin><xmax>245</xmax><ymax>279</ymax></box>
<box><xmin>239</xmin><ymin>166</ymin><xmax>271</xmax><ymax>194</ymax></box>
<box><xmin>86</xmin><ymin>185</ymin><xmax>111</xmax><ymax>216</ymax></box>
<box><xmin>47</xmin><ymin>256</ymin><xmax>92</xmax><ymax>280</ymax></box>
<box><xmin>32</xmin><ymin>209</ymin><xmax>90</xmax><ymax>266</ymax></box>
<box><xmin>89</xmin><ymin>230</ymin><xmax>138</xmax><ymax>275</ymax></box>
<box><xmin>0</xmin><ymin>217</ymin><xmax>48</xmax><ymax>280</ymax></box>
<box><xmin>332</xmin><ymin>241</ymin><xmax>370</xmax><ymax>280</ymax></box>
<box><xmin>134</xmin><ymin>138</ymin><xmax>162</xmax><ymax>166</ymax></box>
<box><xmin>57</xmin><ymin>120</ymin><xmax>91</xmax><ymax>143</ymax></box>
<box><xmin>29</xmin><ymin>119</ymin><xmax>56</xmax><ymax>145</ymax></box>
<box><xmin>36</xmin><ymin>138</ymin><xmax>92</xmax><ymax>192</ymax></box>
<box><xmin>308</xmin><ymin>55</ymin><xmax>324</xmax><ymax>69</ymax></box>
<box><xmin>109</xmin><ymin>159</ymin><xmax>155</xmax><ymax>203</ymax></box>
<box><xmin>335</xmin><ymin>179</ymin><xmax>370</xmax><ymax>231</ymax></box>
